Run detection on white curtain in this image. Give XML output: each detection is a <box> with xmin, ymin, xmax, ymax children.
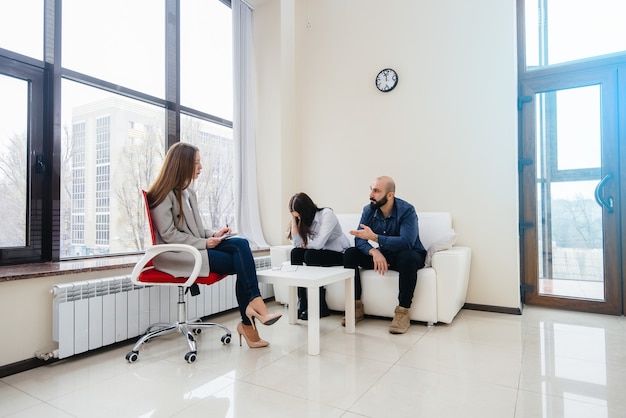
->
<box><xmin>232</xmin><ymin>0</ymin><xmax>268</xmax><ymax>249</ymax></box>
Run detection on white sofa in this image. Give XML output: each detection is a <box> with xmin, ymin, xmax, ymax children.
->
<box><xmin>270</xmin><ymin>212</ymin><xmax>471</xmax><ymax>326</ymax></box>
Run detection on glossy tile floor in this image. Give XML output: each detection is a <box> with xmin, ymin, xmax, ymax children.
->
<box><xmin>2</xmin><ymin>304</ymin><xmax>626</xmax><ymax>418</ymax></box>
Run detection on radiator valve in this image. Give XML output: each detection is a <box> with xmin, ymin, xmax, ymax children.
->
<box><xmin>35</xmin><ymin>349</ymin><xmax>59</xmax><ymax>361</ymax></box>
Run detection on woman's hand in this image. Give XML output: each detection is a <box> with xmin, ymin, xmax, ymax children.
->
<box><xmin>213</xmin><ymin>226</ymin><xmax>232</xmax><ymax>238</ymax></box>
<box><xmin>288</xmin><ymin>212</ymin><xmax>298</xmax><ymax>235</ymax></box>
<box><xmin>206</xmin><ymin>237</ymin><xmax>222</xmax><ymax>248</ymax></box>
<box><xmin>207</xmin><ymin>226</ymin><xmax>232</xmax><ymax>248</ymax></box>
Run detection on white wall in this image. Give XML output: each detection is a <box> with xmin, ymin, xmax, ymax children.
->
<box><xmin>252</xmin><ymin>0</ymin><xmax>521</xmax><ymax>310</ymax></box>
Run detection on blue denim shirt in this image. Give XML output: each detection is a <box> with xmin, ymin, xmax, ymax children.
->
<box><xmin>354</xmin><ymin>197</ymin><xmax>426</xmax><ymax>255</ymax></box>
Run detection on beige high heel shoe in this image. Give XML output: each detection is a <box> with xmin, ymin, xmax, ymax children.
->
<box><xmin>236</xmin><ymin>322</ymin><xmax>269</xmax><ymax>348</ymax></box>
<box><xmin>245</xmin><ymin>297</ymin><xmax>282</xmax><ymax>330</ymax></box>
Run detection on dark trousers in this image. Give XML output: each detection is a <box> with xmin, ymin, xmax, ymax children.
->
<box><xmin>290</xmin><ymin>248</ymin><xmax>343</xmax><ymax>315</ymax></box>
<box><xmin>207</xmin><ymin>237</ymin><xmax>261</xmax><ymax>326</ymax></box>
<box><xmin>343</xmin><ymin>247</ymin><xmax>425</xmax><ymax>309</ymax></box>
<box><xmin>290</xmin><ymin>247</ymin><xmax>344</xmax><ymax>267</ymax></box>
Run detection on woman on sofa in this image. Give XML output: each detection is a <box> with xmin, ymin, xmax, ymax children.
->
<box><xmin>288</xmin><ymin>192</ymin><xmax>351</xmax><ymax>320</ymax></box>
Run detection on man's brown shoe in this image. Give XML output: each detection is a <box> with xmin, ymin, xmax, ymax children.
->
<box><xmin>389</xmin><ymin>306</ymin><xmax>410</xmax><ymax>334</ymax></box>
<box><xmin>342</xmin><ymin>300</ymin><xmax>364</xmax><ymax>326</ymax></box>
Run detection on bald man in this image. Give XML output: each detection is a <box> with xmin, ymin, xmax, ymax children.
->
<box><xmin>343</xmin><ymin>176</ymin><xmax>426</xmax><ymax>334</ymax></box>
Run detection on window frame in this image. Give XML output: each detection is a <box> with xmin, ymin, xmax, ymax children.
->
<box><xmin>0</xmin><ymin>55</ymin><xmax>47</xmax><ymax>264</ymax></box>
<box><xmin>0</xmin><ymin>0</ymin><xmax>233</xmax><ymax>266</ymax></box>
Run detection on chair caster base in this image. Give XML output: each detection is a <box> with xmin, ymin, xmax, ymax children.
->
<box><xmin>126</xmin><ymin>351</ymin><xmax>139</xmax><ymax>363</ymax></box>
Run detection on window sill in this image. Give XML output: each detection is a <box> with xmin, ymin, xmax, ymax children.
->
<box><xmin>0</xmin><ymin>249</ymin><xmax>270</xmax><ymax>283</ymax></box>
<box><xmin>0</xmin><ymin>255</ymin><xmax>141</xmax><ymax>283</ymax></box>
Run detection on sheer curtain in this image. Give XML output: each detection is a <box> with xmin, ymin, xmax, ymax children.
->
<box><xmin>232</xmin><ymin>0</ymin><xmax>268</xmax><ymax>249</ymax></box>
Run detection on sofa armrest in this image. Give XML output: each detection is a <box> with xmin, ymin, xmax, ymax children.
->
<box><xmin>269</xmin><ymin>245</ymin><xmax>294</xmax><ymax>304</ymax></box>
<box><xmin>270</xmin><ymin>245</ymin><xmax>293</xmax><ymax>267</ymax></box>
<box><xmin>431</xmin><ymin>246</ymin><xmax>472</xmax><ymax>323</ymax></box>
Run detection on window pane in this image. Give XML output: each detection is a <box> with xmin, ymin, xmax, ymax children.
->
<box><xmin>62</xmin><ymin>0</ymin><xmax>165</xmax><ymax>98</ymax></box>
<box><xmin>0</xmin><ymin>74</ymin><xmax>28</xmax><ymax>247</ymax></box>
<box><xmin>0</xmin><ymin>0</ymin><xmax>43</xmax><ymax>60</ymax></box>
<box><xmin>181</xmin><ymin>116</ymin><xmax>234</xmax><ymax>230</ymax></box>
<box><xmin>525</xmin><ymin>0</ymin><xmax>626</xmax><ymax>69</ymax></box>
<box><xmin>555</xmin><ymin>87</ymin><xmax>601</xmax><ymax>170</ymax></box>
<box><xmin>535</xmin><ymin>86</ymin><xmax>605</xmax><ymax>300</ymax></box>
<box><xmin>181</xmin><ymin>0</ymin><xmax>233</xmax><ymax>120</ymax></box>
<box><xmin>61</xmin><ymin>80</ymin><xmax>166</xmax><ymax>258</ymax></box>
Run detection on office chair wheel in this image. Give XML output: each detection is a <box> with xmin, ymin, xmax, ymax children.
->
<box><xmin>193</xmin><ymin>328</ymin><xmax>202</xmax><ymax>335</ymax></box>
<box><xmin>221</xmin><ymin>334</ymin><xmax>232</xmax><ymax>344</ymax></box>
<box><xmin>126</xmin><ymin>351</ymin><xmax>139</xmax><ymax>363</ymax></box>
<box><xmin>184</xmin><ymin>351</ymin><xmax>197</xmax><ymax>363</ymax></box>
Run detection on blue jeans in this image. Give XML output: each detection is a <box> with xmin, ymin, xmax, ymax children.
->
<box><xmin>207</xmin><ymin>237</ymin><xmax>261</xmax><ymax>325</ymax></box>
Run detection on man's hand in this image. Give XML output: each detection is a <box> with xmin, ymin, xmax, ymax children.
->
<box><xmin>369</xmin><ymin>248</ymin><xmax>389</xmax><ymax>275</ymax></box>
<box><xmin>349</xmin><ymin>224</ymin><xmax>377</xmax><ymax>242</ymax></box>
<box><xmin>350</xmin><ymin>224</ymin><xmax>386</xmax><ymax>273</ymax></box>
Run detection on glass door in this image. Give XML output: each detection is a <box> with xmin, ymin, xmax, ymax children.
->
<box><xmin>519</xmin><ymin>69</ymin><xmax>622</xmax><ymax>314</ymax></box>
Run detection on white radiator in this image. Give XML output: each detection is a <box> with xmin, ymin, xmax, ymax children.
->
<box><xmin>51</xmin><ymin>256</ymin><xmax>274</xmax><ymax>359</ymax></box>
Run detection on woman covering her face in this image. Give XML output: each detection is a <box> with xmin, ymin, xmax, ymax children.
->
<box><xmin>287</xmin><ymin>192</ymin><xmax>351</xmax><ymax>320</ymax></box>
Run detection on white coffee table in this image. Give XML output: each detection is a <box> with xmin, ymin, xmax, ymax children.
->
<box><xmin>256</xmin><ymin>265</ymin><xmax>355</xmax><ymax>355</ymax></box>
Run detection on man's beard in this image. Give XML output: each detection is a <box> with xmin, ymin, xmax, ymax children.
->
<box><xmin>369</xmin><ymin>196</ymin><xmax>388</xmax><ymax>210</ymax></box>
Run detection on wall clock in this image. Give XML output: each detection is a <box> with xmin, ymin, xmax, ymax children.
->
<box><xmin>375</xmin><ymin>68</ymin><xmax>398</xmax><ymax>92</ymax></box>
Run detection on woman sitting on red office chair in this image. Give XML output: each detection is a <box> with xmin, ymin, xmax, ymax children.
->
<box><xmin>147</xmin><ymin>142</ymin><xmax>281</xmax><ymax>348</ymax></box>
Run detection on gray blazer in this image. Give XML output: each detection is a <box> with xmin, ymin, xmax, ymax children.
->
<box><xmin>150</xmin><ymin>189</ymin><xmax>217</xmax><ymax>277</ymax></box>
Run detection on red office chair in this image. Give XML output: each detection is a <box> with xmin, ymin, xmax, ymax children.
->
<box><xmin>126</xmin><ymin>191</ymin><xmax>231</xmax><ymax>363</ymax></box>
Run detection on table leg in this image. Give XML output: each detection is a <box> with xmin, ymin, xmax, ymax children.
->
<box><xmin>307</xmin><ymin>286</ymin><xmax>320</xmax><ymax>355</ymax></box>
<box><xmin>288</xmin><ymin>285</ymin><xmax>298</xmax><ymax>324</ymax></box>
<box><xmin>344</xmin><ymin>275</ymin><xmax>355</xmax><ymax>334</ymax></box>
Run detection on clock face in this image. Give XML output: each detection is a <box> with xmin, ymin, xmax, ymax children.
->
<box><xmin>376</xmin><ymin>68</ymin><xmax>398</xmax><ymax>92</ymax></box>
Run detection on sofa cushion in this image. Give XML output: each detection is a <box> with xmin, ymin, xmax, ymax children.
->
<box><xmin>415</xmin><ymin>212</ymin><xmax>452</xmax><ymax>248</ymax></box>
<box><xmin>424</xmin><ymin>229</ymin><xmax>457</xmax><ymax>267</ymax></box>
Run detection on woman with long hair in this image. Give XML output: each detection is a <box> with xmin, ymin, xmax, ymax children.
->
<box><xmin>147</xmin><ymin>142</ymin><xmax>281</xmax><ymax>348</ymax></box>
<box><xmin>288</xmin><ymin>192</ymin><xmax>351</xmax><ymax>320</ymax></box>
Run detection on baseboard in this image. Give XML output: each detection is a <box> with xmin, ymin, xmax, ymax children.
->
<box><xmin>0</xmin><ymin>357</ymin><xmax>54</xmax><ymax>378</ymax></box>
<box><xmin>462</xmin><ymin>303</ymin><xmax>522</xmax><ymax>316</ymax></box>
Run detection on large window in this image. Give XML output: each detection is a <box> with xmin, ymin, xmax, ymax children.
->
<box><xmin>0</xmin><ymin>0</ymin><xmax>234</xmax><ymax>264</ymax></box>
<box><xmin>524</xmin><ymin>0</ymin><xmax>626</xmax><ymax>69</ymax></box>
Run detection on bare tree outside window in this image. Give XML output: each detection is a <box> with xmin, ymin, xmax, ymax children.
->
<box><xmin>0</xmin><ymin>74</ymin><xmax>28</xmax><ymax>248</ymax></box>
<box><xmin>182</xmin><ymin>115</ymin><xmax>234</xmax><ymax>231</ymax></box>
<box><xmin>115</xmin><ymin>129</ymin><xmax>165</xmax><ymax>252</ymax></box>
<box><xmin>0</xmin><ymin>132</ymin><xmax>27</xmax><ymax>247</ymax></box>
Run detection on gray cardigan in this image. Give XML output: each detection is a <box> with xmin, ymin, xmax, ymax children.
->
<box><xmin>150</xmin><ymin>189</ymin><xmax>217</xmax><ymax>277</ymax></box>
